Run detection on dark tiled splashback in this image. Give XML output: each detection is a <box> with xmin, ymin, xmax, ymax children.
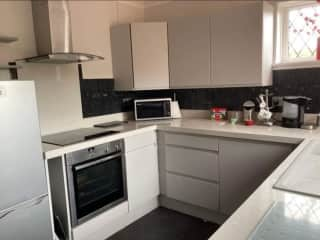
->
<box><xmin>80</xmin><ymin>68</ymin><xmax>320</xmax><ymax>118</ymax></box>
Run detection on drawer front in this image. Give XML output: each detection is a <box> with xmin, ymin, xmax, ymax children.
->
<box><xmin>165</xmin><ymin>146</ymin><xmax>219</xmax><ymax>182</ymax></box>
<box><xmin>164</xmin><ymin>133</ymin><xmax>218</xmax><ymax>151</ymax></box>
<box><xmin>166</xmin><ymin>173</ymin><xmax>219</xmax><ymax>211</ymax></box>
<box><xmin>125</xmin><ymin>131</ymin><xmax>157</xmax><ymax>153</ymax></box>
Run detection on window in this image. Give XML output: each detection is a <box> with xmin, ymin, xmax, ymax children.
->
<box><xmin>277</xmin><ymin>1</ymin><xmax>320</xmax><ymax>64</ymax></box>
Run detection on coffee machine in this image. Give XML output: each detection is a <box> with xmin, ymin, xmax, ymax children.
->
<box><xmin>282</xmin><ymin>96</ymin><xmax>311</xmax><ymax>128</ymax></box>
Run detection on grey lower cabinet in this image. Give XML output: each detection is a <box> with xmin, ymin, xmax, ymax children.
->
<box><xmin>219</xmin><ymin>139</ymin><xmax>294</xmax><ymax>215</ymax></box>
<box><xmin>158</xmin><ymin>132</ymin><xmax>220</xmax><ymax>215</ymax></box>
<box><xmin>158</xmin><ymin>131</ymin><xmax>295</xmax><ymax>219</ymax></box>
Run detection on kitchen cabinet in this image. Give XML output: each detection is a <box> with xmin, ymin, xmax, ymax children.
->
<box><xmin>159</xmin><ymin>131</ymin><xmax>294</xmax><ymax>218</ymax></box>
<box><xmin>219</xmin><ymin>138</ymin><xmax>294</xmax><ymax>215</ymax></box>
<box><xmin>159</xmin><ymin>132</ymin><xmax>220</xmax><ymax>212</ymax></box>
<box><xmin>166</xmin><ymin>173</ymin><xmax>219</xmax><ymax>211</ymax></box>
<box><xmin>111</xmin><ymin>22</ymin><xmax>169</xmax><ymax>90</ymax></box>
<box><xmin>210</xmin><ymin>1</ymin><xmax>274</xmax><ymax>87</ymax></box>
<box><xmin>167</xmin><ymin>16</ymin><xmax>211</xmax><ymax>88</ymax></box>
<box><xmin>125</xmin><ymin>132</ymin><xmax>160</xmax><ymax>210</ymax></box>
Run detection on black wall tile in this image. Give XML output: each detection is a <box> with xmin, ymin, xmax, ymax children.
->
<box><xmin>79</xmin><ymin>68</ymin><xmax>320</xmax><ymax>118</ymax></box>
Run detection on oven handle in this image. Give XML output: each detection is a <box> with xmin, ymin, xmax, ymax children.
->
<box><xmin>74</xmin><ymin>152</ymin><xmax>122</xmax><ymax>171</ymax></box>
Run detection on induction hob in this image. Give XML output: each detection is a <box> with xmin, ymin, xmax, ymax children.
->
<box><xmin>42</xmin><ymin>128</ymin><xmax>120</xmax><ymax>146</ymax></box>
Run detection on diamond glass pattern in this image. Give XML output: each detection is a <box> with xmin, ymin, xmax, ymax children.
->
<box><xmin>288</xmin><ymin>5</ymin><xmax>320</xmax><ymax>59</ymax></box>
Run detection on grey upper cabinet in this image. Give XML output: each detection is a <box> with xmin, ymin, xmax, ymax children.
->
<box><xmin>210</xmin><ymin>1</ymin><xmax>274</xmax><ymax>87</ymax></box>
<box><xmin>168</xmin><ymin>16</ymin><xmax>211</xmax><ymax>88</ymax></box>
<box><xmin>111</xmin><ymin>22</ymin><xmax>170</xmax><ymax>90</ymax></box>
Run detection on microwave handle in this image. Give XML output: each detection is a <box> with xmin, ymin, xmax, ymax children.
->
<box><xmin>74</xmin><ymin>152</ymin><xmax>122</xmax><ymax>171</ymax></box>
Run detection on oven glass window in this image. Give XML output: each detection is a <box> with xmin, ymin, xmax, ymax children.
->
<box><xmin>73</xmin><ymin>155</ymin><xmax>125</xmax><ymax>219</ymax></box>
<box><xmin>136</xmin><ymin>101</ymin><xmax>171</xmax><ymax>119</ymax></box>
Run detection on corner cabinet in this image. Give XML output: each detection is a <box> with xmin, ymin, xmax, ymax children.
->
<box><xmin>158</xmin><ymin>131</ymin><xmax>295</xmax><ymax>221</ymax></box>
<box><xmin>219</xmin><ymin>138</ymin><xmax>294</xmax><ymax>215</ymax></box>
<box><xmin>210</xmin><ymin>1</ymin><xmax>274</xmax><ymax>87</ymax></box>
<box><xmin>110</xmin><ymin>22</ymin><xmax>169</xmax><ymax>90</ymax></box>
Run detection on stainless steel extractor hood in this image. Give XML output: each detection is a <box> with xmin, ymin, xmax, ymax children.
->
<box><xmin>23</xmin><ymin>0</ymin><xmax>104</xmax><ymax>64</ymax></box>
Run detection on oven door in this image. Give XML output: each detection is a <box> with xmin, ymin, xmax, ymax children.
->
<box><xmin>135</xmin><ymin>100</ymin><xmax>171</xmax><ymax>120</ymax></box>
<box><xmin>67</xmin><ymin>152</ymin><xmax>127</xmax><ymax>226</ymax></box>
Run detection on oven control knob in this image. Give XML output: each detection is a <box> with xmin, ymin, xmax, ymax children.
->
<box><xmin>105</xmin><ymin>145</ymin><xmax>110</xmax><ymax>153</ymax></box>
<box><xmin>88</xmin><ymin>147</ymin><xmax>95</xmax><ymax>153</ymax></box>
<box><xmin>115</xmin><ymin>144</ymin><xmax>120</xmax><ymax>151</ymax></box>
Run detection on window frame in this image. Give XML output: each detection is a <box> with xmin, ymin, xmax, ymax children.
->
<box><xmin>275</xmin><ymin>0</ymin><xmax>320</xmax><ymax>67</ymax></box>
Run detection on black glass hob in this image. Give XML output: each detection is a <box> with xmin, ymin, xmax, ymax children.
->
<box><xmin>42</xmin><ymin>128</ymin><xmax>120</xmax><ymax>146</ymax></box>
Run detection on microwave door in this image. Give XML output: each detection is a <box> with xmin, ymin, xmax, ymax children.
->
<box><xmin>136</xmin><ymin>100</ymin><xmax>171</xmax><ymax>120</ymax></box>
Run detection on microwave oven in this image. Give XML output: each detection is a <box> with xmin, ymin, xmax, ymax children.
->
<box><xmin>134</xmin><ymin>98</ymin><xmax>172</xmax><ymax>121</ymax></box>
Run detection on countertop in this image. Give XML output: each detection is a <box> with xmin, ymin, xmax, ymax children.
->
<box><xmin>42</xmin><ymin>118</ymin><xmax>320</xmax><ymax>240</ymax></box>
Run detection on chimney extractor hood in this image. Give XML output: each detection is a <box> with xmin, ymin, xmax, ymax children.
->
<box><xmin>22</xmin><ymin>0</ymin><xmax>104</xmax><ymax>64</ymax></box>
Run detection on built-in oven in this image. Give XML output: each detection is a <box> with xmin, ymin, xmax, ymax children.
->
<box><xmin>134</xmin><ymin>98</ymin><xmax>172</xmax><ymax>121</ymax></box>
<box><xmin>65</xmin><ymin>139</ymin><xmax>127</xmax><ymax>227</ymax></box>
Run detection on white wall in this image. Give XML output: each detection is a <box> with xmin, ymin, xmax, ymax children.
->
<box><xmin>0</xmin><ymin>0</ymin><xmax>144</xmax><ymax>135</ymax></box>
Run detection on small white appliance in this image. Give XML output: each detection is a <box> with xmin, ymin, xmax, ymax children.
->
<box><xmin>134</xmin><ymin>98</ymin><xmax>172</xmax><ymax>121</ymax></box>
<box><xmin>171</xmin><ymin>101</ymin><xmax>182</xmax><ymax>119</ymax></box>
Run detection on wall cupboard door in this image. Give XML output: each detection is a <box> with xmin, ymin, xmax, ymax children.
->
<box><xmin>168</xmin><ymin>16</ymin><xmax>211</xmax><ymax>88</ymax></box>
<box><xmin>210</xmin><ymin>2</ymin><xmax>273</xmax><ymax>87</ymax></box>
<box><xmin>131</xmin><ymin>22</ymin><xmax>169</xmax><ymax>90</ymax></box>
<box><xmin>111</xmin><ymin>22</ymin><xmax>170</xmax><ymax>90</ymax></box>
<box><xmin>219</xmin><ymin>139</ymin><xmax>294</xmax><ymax>215</ymax></box>
<box><xmin>110</xmin><ymin>25</ymin><xmax>134</xmax><ymax>90</ymax></box>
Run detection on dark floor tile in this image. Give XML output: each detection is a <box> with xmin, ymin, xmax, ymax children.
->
<box><xmin>107</xmin><ymin>207</ymin><xmax>219</xmax><ymax>240</ymax></box>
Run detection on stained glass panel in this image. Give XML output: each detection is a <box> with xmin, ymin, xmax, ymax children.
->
<box><xmin>288</xmin><ymin>5</ymin><xmax>320</xmax><ymax>59</ymax></box>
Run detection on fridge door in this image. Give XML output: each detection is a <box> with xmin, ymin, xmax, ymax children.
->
<box><xmin>0</xmin><ymin>81</ymin><xmax>48</xmax><ymax>210</ymax></box>
<box><xmin>0</xmin><ymin>195</ymin><xmax>53</xmax><ymax>240</ymax></box>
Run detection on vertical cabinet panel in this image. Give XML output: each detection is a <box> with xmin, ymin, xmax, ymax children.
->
<box><xmin>110</xmin><ymin>25</ymin><xmax>134</xmax><ymax>90</ymax></box>
<box><xmin>168</xmin><ymin>16</ymin><xmax>211</xmax><ymax>88</ymax></box>
<box><xmin>210</xmin><ymin>2</ymin><xmax>263</xmax><ymax>87</ymax></box>
<box><xmin>126</xmin><ymin>144</ymin><xmax>160</xmax><ymax>210</ymax></box>
<box><xmin>131</xmin><ymin>22</ymin><xmax>169</xmax><ymax>89</ymax></box>
<box><xmin>219</xmin><ymin>139</ymin><xmax>294</xmax><ymax>215</ymax></box>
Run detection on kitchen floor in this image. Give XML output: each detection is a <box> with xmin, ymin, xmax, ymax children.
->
<box><xmin>107</xmin><ymin>207</ymin><xmax>220</xmax><ymax>240</ymax></box>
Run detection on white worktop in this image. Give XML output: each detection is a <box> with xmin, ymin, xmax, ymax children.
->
<box><xmin>42</xmin><ymin>118</ymin><xmax>320</xmax><ymax>240</ymax></box>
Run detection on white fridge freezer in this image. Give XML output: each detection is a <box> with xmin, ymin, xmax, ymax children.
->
<box><xmin>0</xmin><ymin>81</ymin><xmax>54</xmax><ymax>239</ymax></box>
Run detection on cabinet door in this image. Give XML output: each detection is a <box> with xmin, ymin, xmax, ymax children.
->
<box><xmin>165</xmin><ymin>145</ymin><xmax>219</xmax><ymax>182</ymax></box>
<box><xmin>110</xmin><ymin>24</ymin><xmax>134</xmax><ymax>90</ymax></box>
<box><xmin>166</xmin><ymin>173</ymin><xmax>219</xmax><ymax>211</ymax></box>
<box><xmin>210</xmin><ymin>3</ymin><xmax>263</xmax><ymax>87</ymax></box>
<box><xmin>130</xmin><ymin>22</ymin><xmax>169</xmax><ymax>90</ymax></box>
<box><xmin>126</xmin><ymin>144</ymin><xmax>160</xmax><ymax>210</ymax></box>
<box><xmin>219</xmin><ymin>139</ymin><xmax>294</xmax><ymax>215</ymax></box>
<box><xmin>168</xmin><ymin>16</ymin><xmax>211</xmax><ymax>88</ymax></box>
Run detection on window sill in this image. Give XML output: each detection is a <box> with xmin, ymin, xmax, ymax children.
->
<box><xmin>272</xmin><ymin>60</ymin><xmax>320</xmax><ymax>70</ymax></box>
